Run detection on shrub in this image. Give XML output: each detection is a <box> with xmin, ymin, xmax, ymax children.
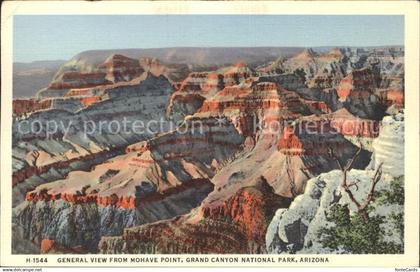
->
<box><xmin>318</xmin><ymin>176</ymin><xmax>404</xmax><ymax>254</ymax></box>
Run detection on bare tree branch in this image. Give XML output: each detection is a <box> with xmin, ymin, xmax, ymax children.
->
<box><xmin>300</xmin><ymin>167</ymin><xmax>312</xmax><ymax>180</ymax></box>
<box><xmin>328</xmin><ymin>146</ymin><xmax>344</xmax><ymax>170</ymax></box>
<box><xmin>328</xmin><ymin>144</ymin><xmax>363</xmax><ymax>172</ymax></box>
<box><xmin>329</xmin><ymin>143</ymin><xmax>382</xmax><ymax>222</ymax></box>
<box><xmin>344</xmin><ymin>144</ymin><xmax>363</xmax><ymax>171</ymax></box>
<box><xmin>285</xmin><ymin>155</ymin><xmax>298</xmax><ymax>198</ymax></box>
<box><xmin>359</xmin><ymin>162</ymin><xmax>383</xmax><ymax>211</ymax></box>
<box><xmin>347</xmin><ymin>179</ymin><xmax>361</xmax><ymax>191</ymax></box>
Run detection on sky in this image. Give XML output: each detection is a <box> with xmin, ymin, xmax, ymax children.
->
<box><xmin>13</xmin><ymin>15</ymin><xmax>404</xmax><ymax>62</ymax></box>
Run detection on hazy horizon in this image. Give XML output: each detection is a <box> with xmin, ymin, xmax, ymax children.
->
<box><xmin>14</xmin><ymin>45</ymin><xmax>405</xmax><ymax>64</ymax></box>
<box><xmin>14</xmin><ymin>15</ymin><xmax>404</xmax><ymax>62</ymax></box>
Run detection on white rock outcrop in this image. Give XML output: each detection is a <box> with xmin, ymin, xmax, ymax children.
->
<box><xmin>266</xmin><ymin>113</ymin><xmax>404</xmax><ymax>254</ymax></box>
<box><xmin>370</xmin><ymin>113</ymin><xmax>404</xmax><ymax>177</ymax></box>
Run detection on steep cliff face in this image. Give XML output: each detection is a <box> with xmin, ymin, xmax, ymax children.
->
<box><xmin>167</xmin><ymin>54</ymin><xmax>385</xmax><ymax>130</ymax></box>
<box><xmin>94</xmin><ymin>100</ymin><xmax>372</xmax><ymax>255</ymax></box>
<box><xmin>377</xmin><ymin>88</ymin><xmax>404</xmax><ymax>109</ymax></box>
<box><xmin>13</xmin><ymin>99</ymin><xmax>53</xmax><ymax>117</ymax></box>
<box><xmin>37</xmin><ymin>54</ymin><xmax>145</xmax><ymax>98</ymax></box>
<box><xmin>167</xmin><ymin>63</ymin><xmax>256</xmax><ymax>123</ymax></box>
<box><xmin>196</xmin><ymin>78</ymin><xmax>319</xmax><ymax>138</ymax></box>
<box><xmin>48</xmin><ymin>71</ymin><xmax>111</xmax><ymax>90</ymax></box>
<box><xmin>12</xmin><ymin>72</ymin><xmax>173</xmax><ymax>209</ymax></box>
<box><xmin>292</xmin><ymin>108</ymin><xmax>380</xmax><ymax>138</ymax></box>
<box><xmin>337</xmin><ymin>67</ymin><xmax>377</xmax><ymax>100</ymax></box>
<box><xmin>376</xmin><ymin>57</ymin><xmax>404</xmax><ymax>109</ymax></box>
<box><xmin>201</xmin><ymin>177</ymin><xmax>290</xmax><ymax>249</ymax></box>
<box><xmin>308</xmin><ymin>61</ymin><xmax>347</xmax><ymax>89</ymax></box>
<box><xmin>166</xmin><ymin>72</ymin><xmax>222</xmax><ymax>123</ymax></box>
<box><xmin>266</xmin><ymin>113</ymin><xmax>404</xmax><ymax>254</ymax></box>
<box><xmin>260</xmin><ymin>48</ymin><xmax>349</xmax><ymax>89</ymax></box>
<box><xmin>97</xmin><ymin>56</ymin><xmax>380</xmax><ymax>254</ymax></box>
<box><xmin>280</xmin><ymin>48</ymin><xmax>320</xmax><ymax>81</ymax></box>
<box><xmin>12</xmin><ymin>146</ymin><xmax>125</xmax><ymax>207</ymax></box>
<box><xmin>13</xmin><ymin>116</ymin><xmax>243</xmax><ymax>253</ymax></box>
<box><xmin>259</xmin><ymin>48</ymin><xmax>402</xmax><ymax>121</ymax></box>
<box><xmin>102</xmin><ymin>54</ymin><xmax>145</xmax><ymax>83</ymax></box>
<box><xmin>337</xmin><ymin>68</ymin><xmax>386</xmax><ymax>120</ymax></box>
<box><xmin>12</xmin><ymin>47</ymin><xmax>404</xmax><ymax>255</ymax></box>
<box><xmin>219</xmin><ymin>62</ymin><xmax>255</xmax><ymax>87</ymax></box>
<box><xmin>23</xmin><ymin>117</ymin><xmax>243</xmax><ymax>203</ymax></box>
<box><xmin>199</xmin><ymin>81</ymin><xmax>309</xmax><ymax>116</ymax></box>
<box><xmin>97</xmin><ymin>126</ymin><xmax>371</xmax><ymax>254</ymax></box>
<box><xmin>307</xmin><ymin>48</ymin><xmax>350</xmax><ymax>89</ymax></box>
<box><xmin>14</xmin><ymin>96</ymin><xmax>108</xmax><ymax>117</ymax></box>
<box><xmin>98</xmin><ymin>177</ymin><xmax>291</xmax><ymax>254</ymax></box>
<box><xmin>139</xmin><ymin>57</ymin><xmax>192</xmax><ymax>82</ymax></box>
<box><xmin>206</xmin><ymin>117</ymin><xmax>371</xmax><ymax>203</ymax></box>
<box><xmin>13</xmin><ymin>180</ymin><xmax>214</xmax><ymax>254</ymax></box>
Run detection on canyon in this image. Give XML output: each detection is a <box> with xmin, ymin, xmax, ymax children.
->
<box><xmin>12</xmin><ymin>46</ymin><xmax>404</xmax><ymax>254</ymax></box>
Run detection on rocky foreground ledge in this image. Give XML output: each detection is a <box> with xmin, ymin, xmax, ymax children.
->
<box><xmin>266</xmin><ymin>113</ymin><xmax>404</xmax><ymax>254</ymax></box>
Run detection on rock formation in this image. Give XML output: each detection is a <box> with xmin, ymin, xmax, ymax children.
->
<box><xmin>11</xmin><ymin>47</ymin><xmax>404</xmax><ymax>254</ymax></box>
<box><xmin>13</xmin><ymin>116</ymin><xmax>243</xmax><ymax>252</ymax></box>
<box><xmin>369</xmin><ymin>113</ymin><xmax>404</xmax><ymax>176</ymax></box>
<box><xmin>266</xmin><ymin>113</ymin><xmax>404</xmax><ymax>254</ymax></box>
<box><xmin>12</xmin><ymin>71</ymin><xmax>173</xmax><ymax>209</ymax></box>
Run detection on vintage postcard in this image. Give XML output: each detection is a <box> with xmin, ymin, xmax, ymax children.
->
<box><xmin>1</xmin><ymin>0</ymin><xmax>419</xmax><ymax>268</ymax></box>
